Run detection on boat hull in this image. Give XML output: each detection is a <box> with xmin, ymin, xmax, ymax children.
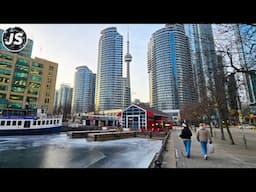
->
<box><xmin>0</xmin><ymin>126</ymin><xmax>62</xmax><ymax>136</ymax></box>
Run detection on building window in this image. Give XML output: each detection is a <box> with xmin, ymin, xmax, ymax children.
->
<box><xmin>0</xmin><ymin>68</ymin><xmax>11</xmax><ymax>75</ymax></box>
<box><xmin>49</xmin><ymin>66</ymin><xmax>54</xmax><ymax>71</ymax></box>
<box><xmin>27</xmin><ymin>96</ymin><xmax>37</xmax><ymax>103</ymax></box>
<box><xmin>0</xmin><ymin>60</ymin><xmax>12</xmax><ymax>68</ymax></box>
<box><xmin>11</xmin><ymin>86</ymin><xmax>25</xmax><ymax>93</ymax></box>
<box><xmin>10</xmin><ymin>94</ymin><xmax>23</xmax><ymax>101</ymax></box>
<box><xmin>6</xmin><ymin>121</ymin><xmax>11</xmax><ymax>126</ymax></box>
<box><xmin>0</xmin><ymin>76</ymin><xmax>9</xmax><ymax>83</ymax></box>
<box><xmin>32</xmin><ymin>62</ymin><xmax>43</xmax><ymax>68</ymax></box>
<box><xmin>28</xmin><ymin>89</ymin><xmax>39</xmax><ymax>95</ymax></box>
<box><xmin>0</xmin><ymin>53</ymin><xmax>13</xmax><ymax>60</ymax></box>
<box><xmin>29</xmin><ymin>82</ymin><xmax>40</xmax><ymax>89</ymax></box>
<box><xmin>0</xmin><ymin>84</ymin><xmax>8</xmax><ymax>91</ymax></box>
<box><xmin>30</xmin><ymin>75</ymin><xmax>42</xmax><ymax>81</ymax></box>
<box><xmin>31</xmin><ymin>68</ymin><xmax>42</xmax><ymax>76</ymax></box>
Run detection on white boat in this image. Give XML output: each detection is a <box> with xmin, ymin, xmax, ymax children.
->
<box><xmin>0</xmin><ymin>108</ymin><xmax>63</xmax><ymax>136</ymax></box>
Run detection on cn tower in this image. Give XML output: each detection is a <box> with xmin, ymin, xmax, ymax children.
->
<box><xmin>124</xmin><ymin>31</ymin><xmax>132</xmax><ymax>106</ymax></box>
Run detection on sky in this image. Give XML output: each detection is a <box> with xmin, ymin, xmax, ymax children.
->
<box><xmin>0</xmin><ymin>24</ymin><xmax>164</xmax><ymax>103</ymax></box>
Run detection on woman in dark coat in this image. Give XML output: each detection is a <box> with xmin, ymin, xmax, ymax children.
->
<box><xmin>179</xmin><ymin>123</ymin><xmax>193</xmax><ymax>158</ymax></box>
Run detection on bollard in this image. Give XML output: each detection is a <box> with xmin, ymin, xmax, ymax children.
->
<box><xmin>149</xmin><ymin>132</ymin><xmax>152</xmax><ymax>138</ymax></box>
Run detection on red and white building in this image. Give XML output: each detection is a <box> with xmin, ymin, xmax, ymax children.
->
<box><xmin>121</xmin><ymin>104</ymin><xmax>171</xmax><ymax>131</ymax></box>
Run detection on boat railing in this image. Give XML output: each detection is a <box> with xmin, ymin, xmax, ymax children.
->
<box><xmin>37</xmin><ymin>114</ymin><xmax>63</xmax><ymax>119</ymax></box>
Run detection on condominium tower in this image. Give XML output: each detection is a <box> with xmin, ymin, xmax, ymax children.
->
<box><xmin>184</xmin><ymin>24</ymin><xmax>217</xmax><ymax>102</ymax></box>
<box><xmin>72</xmin><ymin>66</ymin><xmax>95</xmax><ymax>114</ymax></box>
<box><xmin>95</xmin><ymin>27</ymin><xmax>123</xmax><ymax>112</ymax></box>
<box><xmin>148</xmin><ymin>24</ymin><xmax>196</xmax><ymax>115</ymax></box>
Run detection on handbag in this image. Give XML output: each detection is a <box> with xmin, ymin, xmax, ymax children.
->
<box><xmin>207</xmin><ymin>143</ymin><xmax>215</xmax><ymax>153</ymax></box>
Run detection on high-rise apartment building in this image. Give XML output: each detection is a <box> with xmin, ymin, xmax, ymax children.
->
<box><xmin>57</xmin><ymin>84</ymin><xmax>73</xmax><ymax>119</ymax></box>
<box><xmin>72</xmin><ymin>66</ymin><xmax>95</xmax><ymax>114</ymax></box>
<box><xmin>0</xmin><ymin>50</ymin><xmax>58</xmax><ymax>113</ymax></box>
<box><xmin>185</xmin><ymin>24</ymin><xmax>217</xmax><ymax>102</ymax></box>
<box><xmin>95</xmin><ymin>27</ymin><xmax>123</xmax><ymax>112</ymax></box>
<box><xmin>148</xmin><ymin>24</ymin><xmax>196</xmax><ymax>115</ymax></box>
<box><xmin>235</xmin><ymin>24</ymin><xmax>256</xmax><ymax>110</ymax></box>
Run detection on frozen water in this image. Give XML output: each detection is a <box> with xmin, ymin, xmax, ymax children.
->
<box><xmin>0</xmin><ymin>133</ymin><xmax>162</xmax><ymax>168</ymax></box>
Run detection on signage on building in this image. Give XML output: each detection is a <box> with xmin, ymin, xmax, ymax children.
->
<box><xmin>1</xmin><ymin>27</ymin><xmax>27</xmax><ymax>52</ymax></box>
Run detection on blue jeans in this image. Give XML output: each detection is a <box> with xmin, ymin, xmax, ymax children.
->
<box><xmin>200</xmin><ymin>141</ymin><xmax>207</xmax><ymax>156</ymax></box>
<box><xmin>183</xmin><ymin>140</ymin><xmax>191</xmax><ymax>157</ymax></box>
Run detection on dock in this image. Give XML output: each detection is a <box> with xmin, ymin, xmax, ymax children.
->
<box><xmin>87</xmin><ymin>131</ymin><xmax>137</xmax><ymax>141</ymax></box>
<box><xmin>67</xmin><ymin>129</ymin><xmax>117</xmax><ymax>138</ymax></box>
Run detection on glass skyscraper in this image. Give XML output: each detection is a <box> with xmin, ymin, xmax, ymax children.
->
<box><xmin>72</xmin><ymin>66</ymin><xmax>95</xmax><ymax>114</ymax></box>
<box><xmin>57</xmin><ymin>84</ymin><xmax>73</xmax><ymax>119</ymax></box>
<box><xmin>148</xmin><ymin>24</ymin><xmax>196</xmax><ymax>113</ymax></box>
<box><xmin>185</xmin><ymin>24</ymin><xmax>217</xmax><ymax>102</ymax></box>
<box><xmin>235</xmin><ymin>24</ymin><xmax>256</xmax><ymax>108</ymax></box>
<box><xmin>95</xmin><ymin>27</ymin><xmax>123</xmax><ymax>111</ymax></box>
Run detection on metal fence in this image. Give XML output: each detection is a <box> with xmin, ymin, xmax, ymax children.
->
<box><xmin>148</xmin><ymin>131</ymin><xmax>171</xmax><ymax>168</ymax></box>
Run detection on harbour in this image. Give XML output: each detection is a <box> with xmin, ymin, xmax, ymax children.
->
<box><xmin>0</xmin><ymin>132</ymin><xmax>162</xmax><ymax>168</ymax></box>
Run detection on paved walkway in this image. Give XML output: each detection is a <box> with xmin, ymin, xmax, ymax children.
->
<box><xmin>161</xmin><ymin>126</ymin><xmax>256</xmax><ymax>168</ymax></box>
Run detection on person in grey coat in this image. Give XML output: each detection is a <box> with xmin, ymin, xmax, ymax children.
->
<box><xmin>196</xmin><ymin>123</ymin><xmax>212</xmax><ymax>160</ymax></box>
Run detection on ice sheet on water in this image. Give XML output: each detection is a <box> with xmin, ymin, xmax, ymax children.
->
<box><xmin>0</xmin><ymin>134</ymin><xmax>162</xmax><ymax>168</ymax></box>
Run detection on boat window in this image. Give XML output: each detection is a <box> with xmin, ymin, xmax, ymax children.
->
<box><xmin>38</xmin><ymin>121</ymin><xmax>41</xmax><ymax>125</ymax></box>
<box><xmin>46</xmin><ymin>120</ymin><xmax>49</xmax><ymax>125</ymax></box>
<box><xmin>54</xmin><ymin>120</ymin><xmax>56</xmax><ymax>124</ymax></box>
<box><xmin>24</xmin><ymin>121</ymin><xmax>30</xmax><ymax>128</ymax></box>
<box><xmin>7</xmin><ymin>121</ymin><xmax>11</xmax><ymax>126</ymax></box>
<box><xmin>57</xmin><ymin>120</ymin><xmax>59</xmax><ymax>124</ymax></box>
<box><xmin>33</xmin><ymin>121</ymin><xmax>36</xmax><ymax>125</ymax></box>
<box><xmin>1</xmin><ymin>121</ymin><xmax>5</xmax><ymax>126</ymax></box>
<box><xmin>42</xmin><ymin>120</ymin><xmax>45</xmax><ymax>125</ymax></box>
<box><xmin>50</xmin><ymin>120</ymin><xmax>53</xmax><ymax>124</ymax></box>
<box><xmin>12</xmin><ymin>121</ymin><xmax>16</xmax><ymax>126</ymax></box>
<box><xmin>18</xmin><ymin>121</ymin><xmax>22</xmax><ymax>126</ymax></box>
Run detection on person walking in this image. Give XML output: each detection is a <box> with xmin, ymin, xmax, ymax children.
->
<box><xmin>196</xmin><ymin>123</ymin><xmax>212</xmax><ymax>160</ymax></box>
<box><xmin>179</xmin><ymin>123</ymin><xmax>193</xmax><ymax>158</ymax></box>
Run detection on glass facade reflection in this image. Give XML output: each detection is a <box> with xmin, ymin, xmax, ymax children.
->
<box><xmin>185</xmin><ymin>24</ymin><xmax>217</xmax><ymax>101</ymax></box>
<box><xmin>72</xmin><ymin>66</ymin><xmax>95</xmax><ymax>114</ymax></box>
<box><xmin>148</xmin><ymin>24</ymin><xmax>196</xmax><ymax>112</ymax></box>
<box><xmin>95</xmin><ymin>27</ymin><xmax>123</xmax><ymax>111</ymax></box>
<box><xmin>235</xmin><ymin>24</ymin><xmax>256</xmax><ymax>106</ymax></box>
<box><xmin>57</xmin><ymin>84</ymin><xmax>73</xmax><ymax>119</ymax></box>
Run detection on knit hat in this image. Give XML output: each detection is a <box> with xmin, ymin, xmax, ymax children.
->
<box><xmin>182</xmin><ymin>123</ymin><xmax>187</xmax><ymax>127</ymax></box>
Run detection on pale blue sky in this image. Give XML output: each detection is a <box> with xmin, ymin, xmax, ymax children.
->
<box><xmin>0</xmin><ymin>24</ymin><xmax>164</xmax><ymax>102</ymax></box>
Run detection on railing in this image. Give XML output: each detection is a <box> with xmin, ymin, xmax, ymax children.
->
<box><xmin>148</xmin><ymin>131</ymin><xmax>171</xmax><ymax>168</ymax></box>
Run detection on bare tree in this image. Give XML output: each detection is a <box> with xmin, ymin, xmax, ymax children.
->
<box><xmin>213</xmin><ymin>24</ymin><xmax>256</xmax><ymax>144</ymax></box>
<box><xmin>180</xmin><ymin>98</ymin><xmax>215</xmax><ymax>136</ymax></box>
